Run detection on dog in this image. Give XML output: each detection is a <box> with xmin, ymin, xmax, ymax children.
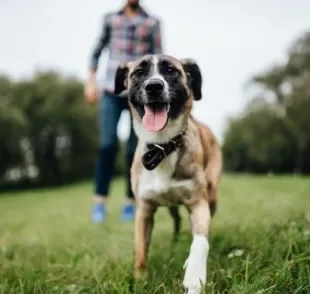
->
<box><xmin>114</xmin><ymin>54</ymin><xmax>222</xmax><ymax>294</ymax></box>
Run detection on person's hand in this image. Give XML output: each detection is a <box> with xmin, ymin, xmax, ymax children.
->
<box><xmin>84</xmin><ymin>77</ymin><xmax>99</xmax><ymax>104</ymax></box>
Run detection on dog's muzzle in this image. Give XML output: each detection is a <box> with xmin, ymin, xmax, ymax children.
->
<box><xmin>145</xmin><ymin>79</ymin><xmax>164</xmax><ymax>97</ymax></box>
<box><xmin>138</xmin><ymin>79</ymin><xmax>170</xmax><ymax>132</ymax></box>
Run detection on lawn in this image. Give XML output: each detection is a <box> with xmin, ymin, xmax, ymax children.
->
<box><xmin>0</xmin><ymin>175</ymin><xmax>310</xmax><ymax>294</ymax></box>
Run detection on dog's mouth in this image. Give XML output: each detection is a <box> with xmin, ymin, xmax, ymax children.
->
<box><xmin>138</xmin><ymin>102</ymin><xmax>170</xmax><ymax>132</ymax></box>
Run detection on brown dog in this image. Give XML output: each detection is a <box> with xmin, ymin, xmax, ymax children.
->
<box><xmin>114</xmin><ymin>54</ymin><xmax>222</xmax><ymax>293</ymax></box>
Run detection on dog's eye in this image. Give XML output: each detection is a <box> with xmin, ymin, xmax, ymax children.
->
<box><xmin>167</xmin><ymin>67</ymin><xmax>176</xmax><ymax>74</ymax></box>
<box><xmin>134</xmin><ymin>69</ymin><xmax>144</xmax><ymax>77</ymax></box>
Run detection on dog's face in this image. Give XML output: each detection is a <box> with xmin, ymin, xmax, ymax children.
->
<box><xmin>114</xmin><ymin>54</ymin><xmax>202</xmax><ymax>134</ymax></box>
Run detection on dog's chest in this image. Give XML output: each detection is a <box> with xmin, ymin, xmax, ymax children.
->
<box><xmin>137</xmin><ymin>152</ymin><xmax>194</xmax><ymax>205</ymax></box>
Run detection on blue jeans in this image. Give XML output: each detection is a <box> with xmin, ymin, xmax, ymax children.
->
<box><xmin>95</xmin><ymin>91</ymin><xmax>137</xmax><ymax>199</ymax></box>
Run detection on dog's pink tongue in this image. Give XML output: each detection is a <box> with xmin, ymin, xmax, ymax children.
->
<box><xmin>143</xmin><ymin>105</ymin><xmax>168</xmax><ymax>132</ymax></box>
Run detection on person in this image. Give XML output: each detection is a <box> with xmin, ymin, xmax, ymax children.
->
<box><xmin>85</xmin><ymin>0</ymin><xmax>163</xmax><ymax>223</ymax></box>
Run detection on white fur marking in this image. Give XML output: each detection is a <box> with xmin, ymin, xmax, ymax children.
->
<box><xmin>137</xmin><ymin>151</ymin><xmax>194</xmax><ymax>206</ymax></box>
<box><xmin>151</xmin><ymin>55</ymin><xmax>169</xmax><ymax>97</ymax></box>
<box><xmin>141</xmin><ymin>55</ymin><xmax>169</xmax><ymax>104</ymax></box>
<box><xmin>183</xmin><ymin>235</ymin><xmax>209</xmax><ymax>294</ymax></box>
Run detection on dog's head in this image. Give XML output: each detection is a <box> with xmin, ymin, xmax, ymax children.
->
<box><xmin>114</xmin><ymin>54</ymin><xmax>202</xmax><ymax>138</ymax></box>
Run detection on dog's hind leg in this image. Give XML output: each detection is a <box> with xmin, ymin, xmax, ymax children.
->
<box><xmin>168</xmin><ymin>206</ymin><xmax>182</xmax><ymax>240</ymax></box>
<box><xmin>207</xmin><ymin>182</ymin><xmax>217</xmax><ymax>217</ymax></box>
<box><xmin>205</xmin><ymin>146</ymin><xmax>222</xmax><ymax>217</ymax></box>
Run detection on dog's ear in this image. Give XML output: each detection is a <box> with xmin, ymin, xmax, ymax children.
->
<box><xmin>114</xmin><ymin>63</ymin><xmax>129</xmax><ymax>95</ymax></box>
<box><xmin>181</xmin><ymin>59</ymin><xmax>202</xmax><ymax>100</ymax></box>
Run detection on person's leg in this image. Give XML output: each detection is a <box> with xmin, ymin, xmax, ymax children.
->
<box><xmin>121</xmin><ymin>102</ymin><xmax>138</xmax><ymax>221</ymax></box>
<box><xmin>92</xmin><ymin>91</ymin><xmax>122</xmax><ymax>223</ymax></box>
<box><xmin>125</xmin><ymin>112</ymin><xmax>138</xmax><ymax>200</ymax></box>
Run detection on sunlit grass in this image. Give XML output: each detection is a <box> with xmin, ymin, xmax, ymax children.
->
<box><xmin>0</xmin><ymin>175</ymin><xmax>310</xmax><ymax>293</ymax></box>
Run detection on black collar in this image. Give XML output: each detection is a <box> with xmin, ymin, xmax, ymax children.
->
<box><xmin>142</xmin><ymin>132</ymin><xmax>185</xmax><ymax>171</ymax></box>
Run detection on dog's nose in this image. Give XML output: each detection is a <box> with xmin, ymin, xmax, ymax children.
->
<box><xmin>145</xmin><ymin>79</ymin><xmax>164</xmax><ymax>96</ymax></box>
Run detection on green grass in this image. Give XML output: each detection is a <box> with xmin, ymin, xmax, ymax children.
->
<box><xmin>0</xmin><ymin>175</ymin><xmax>310</xmax><ymax>294</ymax></box>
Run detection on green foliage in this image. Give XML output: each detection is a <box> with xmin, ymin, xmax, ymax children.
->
<box><xmin>0</xmin><ymin>71</ymin><xmax>103</xmax><ymax>188</ymax></box>
<box><xmin>0</xmin><ymin>176</ymin><xmax>310</xmax><ymax>293</ymax></box>
<box><xmin>223</xmin><ymin>31</ymin><xmax>310</xmax><ymax>174</ymax></box>
<box><xmin>0</xmin><ymin>75</ymin><xmax>28</xmax><ymax>176</ymax></box>
<box><xmin>222</xmin><ymin>108</ymin><xmax>296</xmax><ymax>173</ymax></box>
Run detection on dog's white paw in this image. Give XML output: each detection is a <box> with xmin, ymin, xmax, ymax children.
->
<box><xmin>183</xmin><ymin>286</ymin><xmax>202</xmax><ymax>294</ymax></box>
<box><xmin>182</xmin><ymin>258</ymin><xmax>205</xmax><ymax>294</ymax></box>
<box><xmin>182</xmin><ymin>235</ymin><xmax>209</xmax><ymax>294</ymax></box>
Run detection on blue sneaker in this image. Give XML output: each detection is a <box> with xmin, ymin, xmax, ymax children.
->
<box><xmin>92</xmin><ymin>203</ymin><xmax>106</xmax><ymax>223</ymax></box>
<box><xmin>121</xmin><ymin>203</ymin><xmax>135</xmax><ymax>221</ymax></box>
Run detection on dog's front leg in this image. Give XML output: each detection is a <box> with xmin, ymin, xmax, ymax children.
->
<box><xmin>183</xmin><ymin>200</ymin><xmax>211</xmax><ymax>294</ymax></box>
<box><xmin>134</xmin><ymin>201</ymin><xmax>156</xmax><ymax>277</ymax></box>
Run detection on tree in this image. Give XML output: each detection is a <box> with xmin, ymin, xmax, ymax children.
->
<box><xmin>223</xmin><ymin>31</ymin><xmax>310</xmax><ymax>174</ymax></box>
<box><xmin>0</xmin><ymin>75</ymin><xmax>27</xmax><ymax>178</ymax></box>
<box><xmin>0</xmin><ymin>71</ymin><xmax>104</xmax><ymax>189</ymax></box>
<box><xmin>250</xmin><ymin>32</ymin><xmax>310</xmax><ymax>174</ymax></box>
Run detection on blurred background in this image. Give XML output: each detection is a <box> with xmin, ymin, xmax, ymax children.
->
<box><xmin>1</xmin><ymin>0</ymin><xmax>310</xmax><ymax>191</ymax></box>
<box><xmin>1</xmin><ymin>1</ymin><xmax>310</xmax><ymax>293</ymax></box>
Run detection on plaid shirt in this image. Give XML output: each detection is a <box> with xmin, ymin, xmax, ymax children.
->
<box><xmin>90</xmin><ymin>8</ymin><xmax>163</xmax><ymax>94</ymax></box>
